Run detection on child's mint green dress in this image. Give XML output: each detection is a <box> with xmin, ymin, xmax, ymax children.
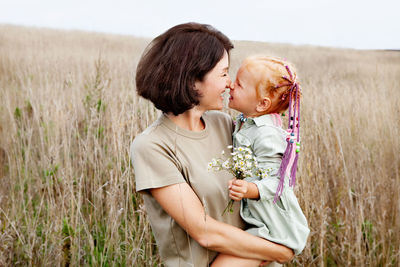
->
<box><xmin>233</xmin><ymin>113</ymin><xmax>310</xmax><ymax>255</ymax></box>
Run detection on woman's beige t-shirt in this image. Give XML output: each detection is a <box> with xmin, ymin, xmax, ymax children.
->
<box><xmin>130</xmin><ymin>111</ymin><xmax>245</xmax><ymax>267</ymax></box>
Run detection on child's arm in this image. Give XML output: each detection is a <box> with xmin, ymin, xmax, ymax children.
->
<box><xmin>229</xmin><ymin>179</ymin><xmax>260</xmax><ymax>200</ymax></box>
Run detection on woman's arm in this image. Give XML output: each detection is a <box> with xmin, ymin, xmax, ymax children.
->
<box><xmin>150</xmin><ymin>182</ymin><xmax>294</xmax><ymax>263</ymax></box>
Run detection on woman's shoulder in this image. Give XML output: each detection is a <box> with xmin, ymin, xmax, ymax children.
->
<box><xmin>130</xmin><ymin>127</ymin><xmax>178</xmax><ymax>172</ymax></box>
<box><xmin>130</xmin><ymin>117</ymin><xmax>168</xmax><ymax>155</ymax></box>
<box><xmin>130</xmin><ymin>131</ymin><xmax>157</xmax><ymax>160</ymax></box>
<box><xmin>203</xmin><ymin>110</ymin><xmax>233</xmax><ymax>128</ymax></box>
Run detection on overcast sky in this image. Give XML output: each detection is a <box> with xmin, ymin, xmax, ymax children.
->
<box><xmin>1</xmin><ymin>0</ymin><xmax>399</xmax><ymax>50</ymax></box>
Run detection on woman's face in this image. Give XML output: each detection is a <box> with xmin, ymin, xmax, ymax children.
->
<box><xmin>195</xmin><ymin>50</ymin><xmax>231</xmax><ymax>111</ymax></box>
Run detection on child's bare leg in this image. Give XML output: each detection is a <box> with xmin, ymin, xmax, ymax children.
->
<box><xmin>211</xmin><ymin>253</ymin><xmax>269</xmax><ymax>267</ymax></box>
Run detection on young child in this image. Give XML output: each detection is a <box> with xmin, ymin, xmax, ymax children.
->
<box><xmin>212</xmin><ymin>56</ymin><xmax>310</xmax><ymax>266</ymax></box>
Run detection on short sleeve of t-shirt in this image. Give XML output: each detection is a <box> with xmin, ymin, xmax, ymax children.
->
<box><xmin>130</xmin><ymin>134</ymin><xmax>185</xmax><ymax>192</ymax></box>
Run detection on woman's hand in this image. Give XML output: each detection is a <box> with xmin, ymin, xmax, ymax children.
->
<box><xmin>229</xmin><ymin>179</ymin><xmax>260</xmax><ymax>200</ymax></box>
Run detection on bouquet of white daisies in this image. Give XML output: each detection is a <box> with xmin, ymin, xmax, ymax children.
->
<box><xmin>208</xmin><ymin>145</ymin><xmax>271</xmax><ymax>214</ymax></box>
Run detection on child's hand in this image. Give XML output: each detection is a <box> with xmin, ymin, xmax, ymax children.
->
<box><xmin>228</xmin><ymin>179</ymin><xmax>260</xmax><ymax>200</ymax></box>
<box><xmin>228</xmin><ymin>179</ymin><xmax>249</xmax><ymax>201</ymax></box>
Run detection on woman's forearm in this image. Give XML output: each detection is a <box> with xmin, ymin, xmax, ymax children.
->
<box><xmin>199</xmin><ymin>215</ymin><xmax>293</xmax><ymax>263</ymax></box>
<box><xmin>150</xmin><ymin>183</ymin><xmax>293</xmax><ymax>263</ymax></box>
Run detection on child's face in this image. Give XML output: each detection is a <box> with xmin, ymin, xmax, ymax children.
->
<box><xmin>228</xmin><ymin>66</ymin><xmax>261</xmax><ymax>116</ymax></box>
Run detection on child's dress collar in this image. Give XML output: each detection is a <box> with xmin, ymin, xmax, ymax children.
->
<box><xmin>237</xmin><ymin>113</ymin><xmax>282</xmax><ymax>128</ymax></box>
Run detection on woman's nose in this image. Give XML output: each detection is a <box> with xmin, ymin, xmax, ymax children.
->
<box><xmin>227</xmin><ymin>81</ymin><xmax>234</xmax><ymax>90</ymax></box>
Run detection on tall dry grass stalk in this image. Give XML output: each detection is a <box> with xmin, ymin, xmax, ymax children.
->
<box><xmin>0</xmin><ymin>24</ymin><xmax>399</xmax><ymax>266</ymax></box>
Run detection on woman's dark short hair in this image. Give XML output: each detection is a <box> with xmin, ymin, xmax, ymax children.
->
<box><xmin>135</xmin><ymin>22</ymin><xmax>233</xmax><ymax>115</ymax></box>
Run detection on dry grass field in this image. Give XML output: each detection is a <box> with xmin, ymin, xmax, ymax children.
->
<box><xmin>0</xmin><ymin>24</ymin><xmax>399</xmax><ymax>266</ymax></box>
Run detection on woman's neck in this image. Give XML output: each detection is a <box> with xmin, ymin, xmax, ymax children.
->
<box><xmin>165</xmin><ymin>107</ymin><xmax>205</xmax><ymax>132</ymax></box>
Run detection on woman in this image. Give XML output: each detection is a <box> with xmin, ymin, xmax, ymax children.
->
<box><xmin>130</xmin><ymin>22</ymin><xmax>294</xmax><ymax>267</ymax></box>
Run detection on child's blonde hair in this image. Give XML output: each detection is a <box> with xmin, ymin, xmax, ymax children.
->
<box><xmin>242</xmin><ymin>56</ymin><xmax>302</xmax><ymax>202</ymax></box>
<box><xmin>241</xmin><ymin>56</ymin><xmax>300</xmax><ymax>113</ymax></box>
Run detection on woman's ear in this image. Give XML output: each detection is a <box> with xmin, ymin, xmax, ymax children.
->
<box><xmin>256</xmin><ymin>97</ymin><xmax>271</xmax><ymax>113</ymax></box>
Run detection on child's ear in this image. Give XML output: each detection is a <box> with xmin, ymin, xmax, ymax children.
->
<box><xmin>256</xmin><ymin>97</ymin><xmax>271</xmax><ymax>113</ymax></box>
